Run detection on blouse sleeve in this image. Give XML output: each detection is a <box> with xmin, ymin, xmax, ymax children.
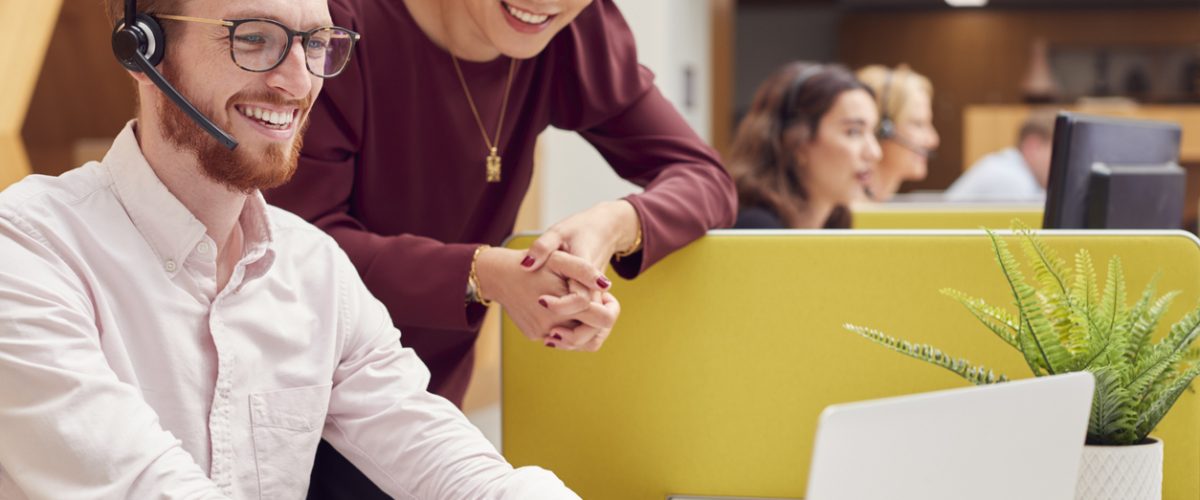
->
<box><xmin>547</xmin><ymin>0</ymin><xmax>737</xmax><ymax>279</ymax></box>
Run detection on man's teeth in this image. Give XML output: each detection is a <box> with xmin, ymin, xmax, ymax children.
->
<box><xmin>505</xmin><ymin>3</ymin><xmax>549</xmax><ymax>24</ymax></box>
<box><xmin>239</xmin><ymin>106</ymin><xmax>294</xmax><ymax>127</ymax></box>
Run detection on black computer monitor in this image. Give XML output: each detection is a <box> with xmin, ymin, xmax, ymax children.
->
<box><xmin>1043</xmin><ymin>112</ymin><xmax>1185</xmax><ymax>229</ymax></box>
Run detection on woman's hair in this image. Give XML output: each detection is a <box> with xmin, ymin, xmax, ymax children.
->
<box><xmin>855</xmin><ymin>64</ymin><xmax>933</xmax><ymax>127</ymax></box>
<box><xmin>727</xmin><ymin>62</ymin><xmax>871</xmax><ymax>228</ymax></box>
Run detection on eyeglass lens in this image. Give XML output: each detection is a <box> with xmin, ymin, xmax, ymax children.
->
<box><xmin>230</xmin><ymin>21</ymin><xmax>355</xmax><ymax>77</ymax></box>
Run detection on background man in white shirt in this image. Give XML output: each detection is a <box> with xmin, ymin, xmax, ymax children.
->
<box><xmin>0</xmin><ymin>0</ymin><xmax>579</xmax><ymax>497</ymax></box>
<box><xmin>944</xmin><ymin>110</ymin><xmax>1056</xmax><ymax>202</ymax></box>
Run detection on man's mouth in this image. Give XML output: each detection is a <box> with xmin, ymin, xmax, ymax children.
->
<box><xmin>235</xmin><ymin>104</ymin><xmax>299</xmax><ymax>131</ymax></box>
<box><xmin>501</xmin><ymin>1</ymin><xmax>555</xmax><ymax>25</ymax></box>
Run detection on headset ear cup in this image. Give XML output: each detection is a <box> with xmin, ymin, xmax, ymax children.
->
<box><xmin>877</xmin><ymin>118</ymin><xmax>895</xmax><ymax>140</ymax></box>
<box><xmin>112</xmin><ymin>25</ymin><xmax>142</xmax><ymax>71</ymax></box>
<box><xmin>136</xmin><ymin>14</ymin><xmax>166</xmax><ymax>67</ymax></box>
<box><xmin>111</xmin><ymin>13</ymin><xmax>166</xmax><ymax>72</ymax></box>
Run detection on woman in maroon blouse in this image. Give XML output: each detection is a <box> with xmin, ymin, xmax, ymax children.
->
<box><xmin>266</xmin><ymin>0</ymin><xmax>736</xmax><ymax>497</ymax></box>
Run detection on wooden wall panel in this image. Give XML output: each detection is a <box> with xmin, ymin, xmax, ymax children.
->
<box><xmin>0</xmin><ymin>0</ymin><xmax>62</xmax><ymax>186</ymax></box>
<box><xmin>965</xmin><ymin>104</ymin><xmax>1200</xmax><ymax>167</ymax></box>
<box><xmin>839</xmin><ymin>8</ymin><xmax>1200</xmax><ymax>192</ymax></box>
<box><xmin>22</xmin><ymin>0</ymin><xmax>137</xmax><ymax>176</ymax></box>
<box><xmin>711</xmin><ymin>0</ymin><xmax>736</xmax><ymax>159</ymax></box>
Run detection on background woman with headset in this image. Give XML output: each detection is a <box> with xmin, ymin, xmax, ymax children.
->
<box><xmin>856</xmin><ymin>64</ymin><xmax>941</xmax><ymax>201</ymax></box>
<box><xmin>729</xmin><ymin>63</ymin><xmax>882</xmax><ymax>229</ymax></box>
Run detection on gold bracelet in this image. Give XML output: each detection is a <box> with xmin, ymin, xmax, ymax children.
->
<box><xmin>469</xmin><ymin>245</ymin><xmax>493</xmax><ymax>306</ymax></box>
<box><xmin>614</xmin><ymin>220</ymin><xmax>643</xmax><ymax>261</ymax></box>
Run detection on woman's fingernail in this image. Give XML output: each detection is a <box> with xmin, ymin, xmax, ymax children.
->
<box><xmin>521</xmin><ymin>256</ymin><xmax>535</xmax><ymax>268</ymax></box>
<box><xmin>597</xmin><ymin>277</ymin><xmax>612</xmax><ymax>289</ymax></box>
<box><xmin>552</xmin><ymin>333</ymin><xmax>563</xmax><ymax>341</ymax></box>
<box><xmin>538</xmin><ymin>298</ymin><xmax>549</xmax><ymax>308</ymax></box>
<box><xmin>545</xmin><ymin>342</ymin><xmax>557</xmax><ymax>348</ymax></box>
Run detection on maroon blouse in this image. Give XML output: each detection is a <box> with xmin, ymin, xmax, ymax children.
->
<box><xmin>266</xmin><ymin>0</ymin><xmax>737</xmax><ymax>405</ymax></box>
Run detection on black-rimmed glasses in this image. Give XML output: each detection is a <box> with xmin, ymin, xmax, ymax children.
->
<box><xmin>157</xmin><ymin>14</ymin><xmax>361</xmax><ymax>78</ymax></box>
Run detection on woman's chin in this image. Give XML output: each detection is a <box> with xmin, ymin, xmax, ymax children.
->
<box><xmin>490</xmin><ymin>27</ymin><xmax>558</xmax><ymax>59</ymax></box>
<box><xmin>908</xmin><ymin>161</ymin><xmax>928</xmax><ymax>181</ymax></box>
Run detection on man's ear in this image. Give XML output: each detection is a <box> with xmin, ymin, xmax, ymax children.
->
<box><xmin>129</xmin><ymin>69</ymin><xmax>153</xmax><ymax>86</ymax></box>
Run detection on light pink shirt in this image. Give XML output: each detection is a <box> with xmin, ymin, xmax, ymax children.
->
<box><xmin>0</xmin><ymin>123</ymin><xmax>577</xmax><ymax>500</ymax></box>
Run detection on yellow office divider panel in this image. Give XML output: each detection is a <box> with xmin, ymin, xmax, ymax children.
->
<box><xmin>0</xmin><ymin>0</ymin><xmax>62</xmax><ymax>187</ymax></box>
<box><xmin>502</xmin><ymin>230</ymin><xmax>1200</xmax><ymax>499</ymax></box>
<box><xmin>852</xmin><ymin>203</ymin><xmax>1043</xmax><ymax>229</ymax></box>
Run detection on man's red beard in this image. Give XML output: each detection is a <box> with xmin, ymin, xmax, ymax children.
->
<box><xmin>157</xmin><ymin>63</ymin><xmax>311</xmax><ymax>193</ymax></box>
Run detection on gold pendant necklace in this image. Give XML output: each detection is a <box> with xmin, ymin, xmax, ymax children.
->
<box><xmin>451</xmin><ymin>55</ymin><xmax>518</xmax><ymax>183</ymax></box>
<box><xmin>486</xmin><ymin>146</ymin><xmax>501</xmax><ymax>182</ymax></box>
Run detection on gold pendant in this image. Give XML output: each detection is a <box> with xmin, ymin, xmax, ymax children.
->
<box><xmin>486</xmin><ymin>147</ymin><xmax>502</xmax><ymax>183</ymax></box>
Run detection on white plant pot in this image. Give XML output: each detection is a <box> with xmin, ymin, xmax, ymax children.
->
<box><xmin>1075</xmin><ymin>437</ymin><xmax>1163</xmax><ymax>500</ymax></box>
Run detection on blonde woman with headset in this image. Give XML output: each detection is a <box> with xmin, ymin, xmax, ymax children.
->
<box><xmin>856</xmin><ymin>64</ymin><xmax>940</xmax><ymax>200</ymax></box>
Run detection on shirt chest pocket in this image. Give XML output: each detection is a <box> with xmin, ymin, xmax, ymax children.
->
<box><xmin>249</xmin><ymin>384</ymin><xmax>331</xmax><ymax>499</ymax></box>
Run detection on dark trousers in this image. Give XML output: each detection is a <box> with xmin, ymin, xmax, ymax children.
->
<box><xmin>307</xmin><ymin>440</ymin><xmax>391</xmax><ymax>499</ymax></box>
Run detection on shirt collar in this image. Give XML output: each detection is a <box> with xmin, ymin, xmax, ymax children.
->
<box><xmin>239</xmin><ymin>191</ymin><xmax>277</xmax><ymax>282</ymax></box>
<box><xmin>104</xmin><ymin>121</ymin><xmax>276</xmax><ymax>277</ymax></box>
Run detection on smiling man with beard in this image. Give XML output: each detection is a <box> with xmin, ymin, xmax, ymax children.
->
<box><xmin>0</xmin><ymin>0</ymin><xmax>577</xmax><ymax>498</ymax></box>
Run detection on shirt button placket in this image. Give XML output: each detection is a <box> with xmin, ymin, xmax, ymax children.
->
<box><xmin>209</xmin><ymin>308</ymin><xmax>236</xmax><ymax>492</ymax></box>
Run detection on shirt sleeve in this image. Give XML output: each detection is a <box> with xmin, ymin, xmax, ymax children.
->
<box><xmin>0</xmin><ymin>215</ymin><xmax>226</xmax><ymax>499</ymax></box>
<box><xmin>322</xmin><ymin>250</ymin><xmax>579</xmax><ymax>499</ymax></box>
<box><xmin>944</xmin><ymin>156</ymin><xmax>994</xmax><ymax>201</ymax></box>
<box><xmin>263</xmin><ymin>0</ymin><xmax>483</xmax><ymax>333</ymax></box>
<box><xmin>548</xmin><ymin>0</ymin><xmax>738</xmax><ymax>279</ymax></box>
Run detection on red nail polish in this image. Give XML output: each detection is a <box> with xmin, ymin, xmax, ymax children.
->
<box><xmin>545</xmin><ymin>342</ymin><xmax>556</xmax><ymax>348</ymax></box>
<box><xmin>538</xmin><ymin>298</ymin><xmax>549</xmax><ymax>308</ymax></box>
<box><xmin>597</xmin><ymin>277</ymin><xmax>611</xmax><ymax>289</ymax></box>
<box><xmin>552</xmin><ymin>333</ymin><xmax>563</xmax><ymax>341</ymax></box>
<box><xmin>521</xmin><ymin>256</ymin><xmax>535</xmax><ymax>268</ymax></box>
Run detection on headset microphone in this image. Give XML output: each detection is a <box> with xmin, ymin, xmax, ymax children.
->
<box><xmin>111</xmin><ymin>0</ymin><xmax>238</xmax><ymax>150</ymax></box>
<box><xmin>887</xmin><ymin>134</ymin><xmax>935</xmax><ymax>160</ymax></box>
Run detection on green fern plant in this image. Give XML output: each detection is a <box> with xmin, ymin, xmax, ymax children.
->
<box><xmin>845</xmin><ymin>224</ymin><xmax>1200</xmax><ymax>445</ymax></box>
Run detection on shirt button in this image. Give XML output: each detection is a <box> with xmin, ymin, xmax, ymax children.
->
<box><xmin>164</xmin><ymin>259</ymin><xmax>177</xmax><ymax>272</ymax></box>
<box><xmin>197</xmin><ymin>242</ymin><xmax>211</xmax><ymax>254</ymax></box>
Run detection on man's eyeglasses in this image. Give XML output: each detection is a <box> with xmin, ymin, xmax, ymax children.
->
<box><xmin>157</xmin><ymin>15</ymin><xmax>361</xmax><ymax>78</ymax></box>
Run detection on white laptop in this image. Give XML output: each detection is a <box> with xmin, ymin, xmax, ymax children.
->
<box><xmin>805</xmin><ymin>372</ymin><xmax>1094</xmax><ymax>500</ymax></box>
<box><xmin>668</xmin><ymin>372</ymin><xmax>1094</xmax><ymax>500</ymax></box>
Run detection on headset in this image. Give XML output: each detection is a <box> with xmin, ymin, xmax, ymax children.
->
<box><xmin>778</xmin><ymin>63</ymin><xmax>824</xmax><ymax>133</ymax></box>
<box><xmin>111</xmin><ymin>0</ymin><xmax>238</xmax><ymax>150</ymax></box>
<box><xmin>876</xmin><ymin>67</ymin><xmax>932</xmax><ymax>159</ymax></box>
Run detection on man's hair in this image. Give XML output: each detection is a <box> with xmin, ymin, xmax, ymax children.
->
<box><xmin>103</xmin><ymin>0</ymin><xmax>181</xmax><ymax>26</ymax></box>
<box><xmin>1017</xmin><ymin>109</ymin><xmax>1057</xmax><ymax>145</ymax></box>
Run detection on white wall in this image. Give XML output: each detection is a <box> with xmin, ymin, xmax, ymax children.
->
<box><xmin>537</xmin><ymin>0</ymin><xmax>712</xmax><ymax>229</ymax></box>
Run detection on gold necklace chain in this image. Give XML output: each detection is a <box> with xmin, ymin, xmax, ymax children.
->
<box><xmin>451</xmin><ymin>55</ymin><xmax>518</xmax><ymax>183</ymax></box>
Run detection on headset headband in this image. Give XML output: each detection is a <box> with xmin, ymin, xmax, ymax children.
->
<box><xmin>779</xmin><ymin>64</ymin><xmax>824</xmax><ymax>130</ymax></box>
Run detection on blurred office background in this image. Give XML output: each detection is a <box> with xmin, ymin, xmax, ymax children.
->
<box><xmin>8</xmin><ymin>0</ymin><xmax>1200</xmax><ymax>445</ymax></box>
<box><xmin>14</xmin><ymin>0</ymin><xmax>1200</xmax><ymax>228</ymax></box>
